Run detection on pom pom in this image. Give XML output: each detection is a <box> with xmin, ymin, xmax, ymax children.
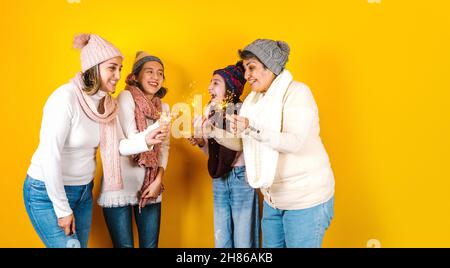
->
<box><xmin>135</xmin><ymin>51</ymin><xmax>145</xmax><ymax>58</ymax></box>
<box><xmin>73</xmin><ymin>34</ymin><xmax>90</xmax><ymax>49</ymax></box>
<box><xmin>277</xmin><ymin>41</ymin><xmax>290</xmax><ymax>55</ymax></box>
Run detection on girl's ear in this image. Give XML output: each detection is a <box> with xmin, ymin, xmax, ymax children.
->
<box><xmin>126</xmin><ymin>73</ymin><xmax>139</xmax><ymax>86</ymax></box>
<box><xmin>127</xmin><ymin>73</ymin><xmax>136</xmax><ymax>81</ymax></box>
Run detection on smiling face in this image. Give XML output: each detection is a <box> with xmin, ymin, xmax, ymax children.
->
<box><xmin>243</xmin><ymin>57</ymin><xmax>276</xmax><ymax>93</ymax></box>
<box><xmin>208</xmin><ymin>74</ymin><xmax>227</xmax><ymax>104</ymax></box>
<box><xmin>98</xmin><ymin>56</ymin><xmax>123</xmax><ymax>93</ymax></box>
<box><xmin>135</xmin><ymin>61</ymin><xmax>164</xmax><ymax>97</ymax></box>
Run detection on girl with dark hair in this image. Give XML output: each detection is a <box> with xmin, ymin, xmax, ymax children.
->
<box><xmin>99</xmin><ymin>51</ymin><xmax>171</xmax><ymax>248</ymax></box>
<box><xmin>188</xmin><ymin>61</ymin><xmax>260</xmax><ymax>248</ymax></box>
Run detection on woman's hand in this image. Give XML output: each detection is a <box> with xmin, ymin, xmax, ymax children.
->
<box><xmin>228</xmin><ymin>114</ymin><xmax>249</xmax><ymax>135</ymax></box>
<box><xmin>141</xmin><ymin>168</ymin><xmax>164</xmax><ymax>200</ymax></box>
<box><xmin>145</xmin><ymin>124</ymin><xmax>169</xmax><ymax>147</ymax></box>
<box><xmin>58</xmin><ymin>214</ymin><xmax>76</xmax><ymax>236</ymax></box>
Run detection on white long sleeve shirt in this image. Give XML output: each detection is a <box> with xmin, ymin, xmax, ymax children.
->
<box><xmin>27</xmin><ymin>83</ymin><xmax>151</xmax><ymax>218</ymax></box>
<box><xmin>98</xmin><ymin>90</ymin><xmax>170</xmax><ymax>207</ymax></box>
<box><xmin>216</xmin><ymin>81</ymin><xmax>335</xmax><ymax>210</ymax></box>
<box><xmin>245</xmin><ymin>81</ymin><xmax>335</xmax><ymax>210</ymax></box>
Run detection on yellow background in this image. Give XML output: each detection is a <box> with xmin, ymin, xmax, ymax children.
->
<box><xmin>1</xmin><ymin>0</ymin><xmax>449</xmax><ymax>248</ymax></box>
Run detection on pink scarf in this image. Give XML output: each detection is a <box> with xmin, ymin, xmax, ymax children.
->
<box><xmin>71</xmin><ymin>72</ymin><xmax>123</xmax><ymax>191</ymax></box>
<box><xmin>126</xmin><ymin>85</ymin><xmax>162</xmax><ymax>210</ymax></box>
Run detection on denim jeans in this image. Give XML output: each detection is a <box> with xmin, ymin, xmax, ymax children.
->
<box><xmin>23</xmin><ymin>175</ymin><xmax>93</xmax><ymax>248</ymax></box>
<box><xmin>213</xmin><ymin>166</ymin><xmax>260</xmax><ymax>248</ymax></box>
<box><xmin>262</xmin><ymin>196</ymin><xmax>334</xmax><ymax>248</ymax></box>
<box><xmin>103</xmin><ymin>203</ymin><xmax>161</xmax><ymax>248</ymax></box>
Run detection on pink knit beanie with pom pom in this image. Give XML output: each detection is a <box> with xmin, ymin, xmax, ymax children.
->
<box><xmin>73</xmin><ymin>34</ymin><xmax>123</xmax><ymax>72</ymax></box>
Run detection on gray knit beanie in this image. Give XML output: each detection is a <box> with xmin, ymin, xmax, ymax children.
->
<box><xmin>132</xmin><ymin>51</ymin><xmax>164</xmax><ymax>75</ymax></box>
<box><xmin>241</xmin><ymin>39</ymin><xmax>290</xmax><ymax>75</ymax></box>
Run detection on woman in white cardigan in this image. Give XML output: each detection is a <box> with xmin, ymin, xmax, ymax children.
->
<box><xmin>23</xmin><ymin>35</ymin><xmax>167</xmax><ymax>248</ymax></box>
<box><xmin>226</xmin><ymin>39</ymin><xmax>335</xmax><ymax>248</ymax></box>
<box><xmin>98</xmin><ymin>52</ymin><xmax>170</xmax><ymax>248</ymax></box>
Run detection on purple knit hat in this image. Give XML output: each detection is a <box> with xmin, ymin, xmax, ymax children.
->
<box><xmin>213</xmin><ymin>61</ymin><xmax>246</xmax><ymax>100</ymax></box>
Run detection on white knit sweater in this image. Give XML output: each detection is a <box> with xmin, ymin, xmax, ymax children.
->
<box><xmin>27</xmin><ymin>83</ymin><xmax>152</xmax><ymax>218</ymax></box>
<box><xmin>220</xmin><ymin>71</ymin><xmax>335</xmax><ymax>210</ymax></box>
<box><xmin>97</xmin><ymin>90</ymin><xmax>170</xmax><ymax>207</ymax></box>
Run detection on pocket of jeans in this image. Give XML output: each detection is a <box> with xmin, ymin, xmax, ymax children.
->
<box><xmin>322</xmin><ymin>198</ymin><xmax>334</xmax><ymax>229</ymax></box>
<box><xmin>29</xmin><ymin>179</ymin><xmax>47</xmax><ymax>192</ymax></box>
<box><xmin>234</xmin><ymin>167</ymin><xmax>246</xmax><ymax>181</ymax></box>
<box><xmin>28</xmin><ymin>180</ymin><xmax>52</xmax><ymax>207</ymax></box>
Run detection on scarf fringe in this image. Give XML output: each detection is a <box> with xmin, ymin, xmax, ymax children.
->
<box><xmin>97</xmin><ymin>194</ymin><xmax>162</xmax><ymax>208</ymax></box>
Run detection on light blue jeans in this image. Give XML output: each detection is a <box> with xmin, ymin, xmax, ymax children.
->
<box><xmin>23</xmin><ymin>175</ymin><xmax>93</xmax><ymax>248</ymax></box>
<box><xmin>213</xmin><ymin>166</ymin><xmax>260</xmax><ymax>248</ymax></box>
<box><xmin>262</xmin><ymin>196</ymin><xmax>334</xmax><ymax>248</ymax></box>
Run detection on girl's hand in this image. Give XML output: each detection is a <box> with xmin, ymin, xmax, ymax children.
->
<box><xmin>145</xmin><ymin>125</ymin><xmax>169</xmax><ymax>146</ymax></box>
<box><xmin>192</xmin><ymin>115</ymin><xmax>204</xmax><ymax>135</ymax></box>
<box><xmin>187</xmin><ymin>137</ymin><xmax>206</xmax><ymax>147</ymax></box>
<box><xmin>141</xmin><ymin>176</ymin><xmax>163</xmax><ymax>200</ymax></box>
<box><xmin>192</xmin><ymin>115</ymin><xmax>214</xmax><ymax>138</ymax></box>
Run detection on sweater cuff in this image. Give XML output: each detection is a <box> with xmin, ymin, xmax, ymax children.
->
<box><xmin>245</xmin><ymin>120</ymin><xmax>270</xmax><ymax>142</ymax></box>
<box><xmin>119</xmin><ymin>133</ymin><xmax>153</xmax><ymax>156</ymax></box>
<box><xmin>54</xmin><ymin>202</ymin><xmax>73</xmax><ymax>219</ymax></box>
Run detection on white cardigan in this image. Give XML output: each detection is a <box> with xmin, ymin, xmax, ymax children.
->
<box><xmin>27</xmin><ymin>83</ymin><xmax>151</xmax><ymax>218</ymax></box>
<box><xmin>221</xmin><ymin>71</ymin><xmax>335</xmax><ymax>210</ymax></box>
<box><xmin>98</xmin><ymin>90</ymin><xmax>170</xmax><ymax>207</ymax></box>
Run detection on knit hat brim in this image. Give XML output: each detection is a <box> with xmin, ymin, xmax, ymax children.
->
<box><xmin>213</xmin><ymin>61</ymin><xmax>246</xmax><ymax>100</ymax></box>
<box><xmin>132</xmin><ymin>51</ymin><xmax>164</xmax><ymax>75</ymax></box>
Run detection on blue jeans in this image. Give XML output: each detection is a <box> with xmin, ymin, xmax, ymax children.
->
<box><xmin>103</xmin><ymin>203</ymin><xmax>161</xmax><ymax>248</ymax></box>
<box><xmin>23</xmin><ymin>175</ymin><xmax>93</xmax><ymax>248</ymax></box>
<box><xmin>213</xmin><ymin>166</ymin><xmax>260</xmax><ymax>248</ymax></box>
<box><xmin>262</xmin><ymin>196</ymin><xmax>334</xmax><ymax>248</ymax></box>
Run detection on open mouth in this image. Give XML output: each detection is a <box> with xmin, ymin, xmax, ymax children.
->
<box><xmin>148</xmin><ymin>81</ymin><xmax>159</xmax><ymax>87</ymax></box>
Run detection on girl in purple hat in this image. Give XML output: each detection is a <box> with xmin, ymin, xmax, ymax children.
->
<box><xmin>188</xmin><ymin>61</ymin><xmax>260</xmax><ymax>248</ymax></box>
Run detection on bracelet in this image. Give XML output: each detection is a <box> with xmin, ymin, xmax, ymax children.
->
<box><xmin>198</xmin><ymin>139</ymin><xmax>206</xmax><ymax>148</ymax></box>
<box><xmin>245</xmin><ymin>121</ymin><xmax>261</xmax><ymax>135</ymax></box>
<box><xmin>248</xmin><ymin>125</ymin><xmax>261</xmax><ymax>134</ymax></box>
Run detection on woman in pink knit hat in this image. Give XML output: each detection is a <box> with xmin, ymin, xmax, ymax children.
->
<box><xmin>23</xmin><ymin>34</ymin><xmax>169</xmax><ymax>248</ymax></box>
